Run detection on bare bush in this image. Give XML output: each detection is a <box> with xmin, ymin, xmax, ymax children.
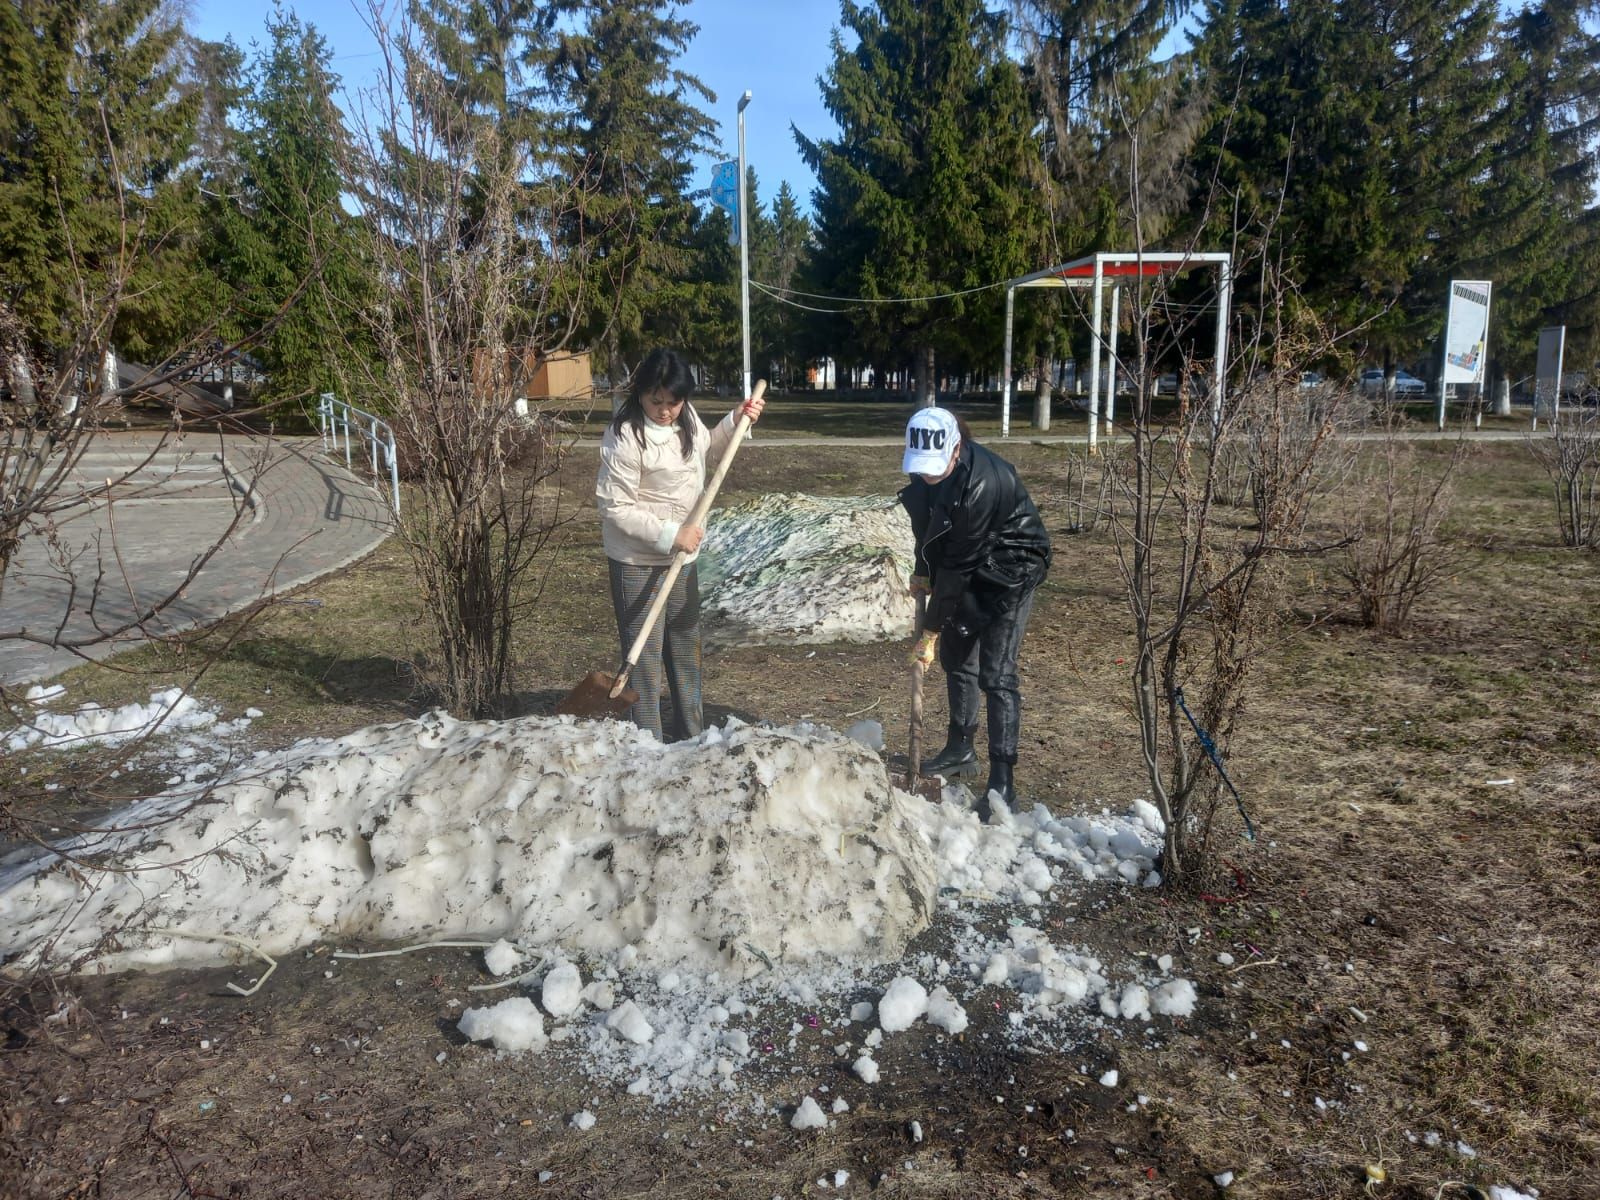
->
<box><xmin>1101</xmin><ymin>307</ymin><xmax>1351</xmax><ymax>878</ymax></box>
<box><xmin>1527</xmin><ymin>407</ymin><xmax>1600</xmax><ymax>548</ymax></box>
<box><xmin>336</xmin><ymin>11</ymin><xmax>597</xmax><ymax>718</ymax></box>
<box><xmin>1333</xmin><ymin>405</ymin><xmax>1467</xmax><ymax>632</ymax></box>
<box><xmin>1084</xmin><ymin>112</ymin><xmax>1358</xmax><ymax>877</ymax></box>
<box><xmin>1061</xmin><ymin>446</ymin><xmax>1113</xmax><ymax>533</ymax></box>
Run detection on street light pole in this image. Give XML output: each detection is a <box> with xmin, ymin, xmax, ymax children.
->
<box><xmin>737</xmin><ymin>90</ymin><xmax>753</xmax><ymax>402</ymax></box>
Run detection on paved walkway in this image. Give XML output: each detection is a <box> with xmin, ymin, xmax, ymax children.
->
<box><xmin>1</xmin><ymin>433</ymin><xmax>392</xmax><ymax>686</ymax></box>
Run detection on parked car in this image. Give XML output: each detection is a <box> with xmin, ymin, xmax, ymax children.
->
<box><xmin>1298</xmin><ymin>370</ymin><xmax>1328</xmax><ymax>389</ymax></box>
<box><xmin>1360</xmin><ymin>368</ymin><xmax>1427</xmax><ymax>397</ymax></box>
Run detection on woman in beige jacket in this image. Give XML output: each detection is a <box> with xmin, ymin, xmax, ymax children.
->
<box><xmin>595</xmin><ymin>348</ymin><xmax>765</xmax><ymax>740</ymax></box>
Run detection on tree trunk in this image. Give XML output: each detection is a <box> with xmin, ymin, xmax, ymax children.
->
<box><xmin>1033</xmin><ymin>355</ymin><xmax>1052</xmax><ymax>431</ymax></box>
<box><xmin>608</xmin><ymin>327</ymin><xmax>625</xmax><ymax>414</ymax></box>
<box><xmin>913</xmin><ymin>345</ymin><xmax>935</xmax><ymax>407</ymax></box>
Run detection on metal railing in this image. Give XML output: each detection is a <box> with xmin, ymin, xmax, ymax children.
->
<box><xmin>317</xmin><ymin>393</ymin><xmax>401</xmax><ymax>516</ymax></box>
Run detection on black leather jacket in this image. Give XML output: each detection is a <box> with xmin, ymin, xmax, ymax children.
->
<box><xmin>899</xmin><ymin>441</ymin><xmax>1052</xmax><ymax>633</ymax></box>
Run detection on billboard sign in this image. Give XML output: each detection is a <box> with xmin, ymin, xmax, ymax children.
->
<box><xmin>1534</xmin><ymin>325</ymin><xmax>1565</xmax><ymax>421</ymax></box>
<box><xmin>1442</xmin><ymin>280</ymin><xmax>1492</xmax><ymax>385</ymax></box>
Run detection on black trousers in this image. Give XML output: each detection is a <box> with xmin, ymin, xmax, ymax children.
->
<box><xmin>938</xmin><ymin>580</ymin><xmax>1038</xmax><ymax>764</ymax></box>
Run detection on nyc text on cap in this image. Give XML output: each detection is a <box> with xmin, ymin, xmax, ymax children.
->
<box><xmin>902</xmin><ymin>407</ymin><xmax>961</xmax><ymax>475</ymax></box>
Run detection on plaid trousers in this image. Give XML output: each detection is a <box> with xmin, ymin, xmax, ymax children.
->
<box><xmin>607</xmin><ymin>558</ymin><xmax>703</xmax><ymax>742</ymax></box>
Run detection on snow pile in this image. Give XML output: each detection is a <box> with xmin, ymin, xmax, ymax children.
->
<box><xmin>1</xmin><ymin>703</ymin><xmax>1202</xmax><ymax>1105</ymax></box>
<box><xmin>5</xmin><ymin>686</ymin><xmax>220</xmax><ymax>752</ymax></box>
<box><xmin>0</xmin><ymin>713</ymin><xmax>937</xmax><ymax>977</ymax></box>
<box><xmin>699</xmin><ymin>493</ymin><xmax>916</xmax><ymax>647</ymax></box>
<box><xmin>922</xmin><ymin>790</ymin><xmax>1166</xmax><ymax>898</ymax></box>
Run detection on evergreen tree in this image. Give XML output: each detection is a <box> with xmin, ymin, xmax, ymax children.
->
<box><xmin>405</xmin><ymin>0</ymin><xmax>554</xmax><ymax>243</ymax></box>
<box><xmin>0</xmin><ymin>0</ymin><xmax>203</xmax><ymax>364</ymax></box>
<box><xmin>1188</xmin><ymin>0</ymin><xmax>1500</xmax><ymax>370</ymax></box>
<box><xmin>1468</xmin><ymin>0</ymin><xmax>1600</xmax><ymax>375</ymax></box>
<box><xmin>754</xmin><ymin>180</ymin><xmax>812</xmax><ymax>388</ymax></box>
<box><xmin>185</xmin><ymin>35</ymin><xmax>248</xmax><ymax>190</ymax></box>
<box><xmin>797</xmin><ymin>0</ymin><xmax>1042</xmax><ymax>403</ymax></box>
<box><xmin>547</xmin><ymin>0</ymin><xmax>717</xmax><ymax>395</ymax></box>
<box><xmin>207</xmin><ymin>10</ymin><xmax>368</xmax><ymax>403</ymax></box>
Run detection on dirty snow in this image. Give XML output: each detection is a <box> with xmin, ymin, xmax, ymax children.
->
<box><xmin>2</xmin><ymin>706</ymin><xmax>1197</xmax><ymax>1106</ymax></box>
<box><xmin>6</xmin><ymin>684</ymin><xmax>262</xmax><ymax>786</ymax></box>
<box><xmin>6</xmin><ymin>686</ymin><xmax>221</xmax><ymax>752</ymax></box>
<box><xmin>0</xmin><ymin>714</ymin><xmax>936</xmax><ymax>978</ymax></box>
<box><xmin>699</xmin><ymin>493</ymin><xmax>916</xmax><ymax>647</ymax></box>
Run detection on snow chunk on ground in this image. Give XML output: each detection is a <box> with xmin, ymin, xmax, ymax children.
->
<box><xmin>458</xmin><ymin>997</ymin><xmax>545</xmax><ymax>1053</ymax></box>
<box><xmin>6</xmin><ymin>687</ymin><xmax>218</xmax><ymax>752</ymax></box>
<box><xmin>0</xmin><ymin>714</ymin><xmax>937</xmax><ymax>977</ymax></box>
<box><xmin>1119</xmin><ymin>984</ymin><xmax>1151</xmax><ymax>1022</ymax></box>
<box><xmin>879</xmin><ymin>976</ymin><xmax>929</xmax><ymax>1033</ymax></box>
<box><xmin>569</xmin><ymin>1110</ymin><xmax>596</xmax><ymax>1131</ymax></box>
<box><xmin>1152</xmin><ymin>978</ymin><xmax>1197</xmax><ymax>1017</ymax></box>
<box><xmin>791</xmin><ymin>1096</ymin><xmax>828</xmax><ymax>1131</ymax></box>
<box><xmin>852</xmin><ymin>1055</ymin><xmax>879</xmax><ymax>1084</ymax></box>
<box><xmin>484</xmin><ymin>939</ymin><xmax>524</xmax><ymax>977</ymax></box>
<box><xmin>542</xmin><ymin>961</ymin><xmax>583</xmax><ymax>1018</ymax></box>
<box><xmin>926</xmin><ymin>985</ymin><xmax>968</xmax><ymax>1035</ymax></box>
<box><xmin>605</xmin><ymin>1001</ymin><xmax>655</xmax><ymax>1045</ymax></box>
<box><xmin>700</xmin><ymin>494</ymin><xmax>916</xmax><ymax>647</ymax></box>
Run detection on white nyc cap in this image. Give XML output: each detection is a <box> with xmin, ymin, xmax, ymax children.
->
<box><xmin>902</xmin><ymin>407</ymin><xmax>961</xmax><ymax>476</ymax></box>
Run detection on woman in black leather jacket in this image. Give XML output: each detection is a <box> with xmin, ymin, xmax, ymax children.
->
<box><xmin>899</xmin><ymin>406</ymin><xmax>1051</xmax><ymax>821</ymax></box>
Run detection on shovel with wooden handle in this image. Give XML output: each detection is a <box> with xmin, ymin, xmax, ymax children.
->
<box><xmin>557</xmin><ymin>381</ymin><xmax>767</xmax><ymax>719</ymax></box>
<box><xmin>906</xmin><ymin>591</ymin><xmax>928</xmax><ymax>791</ymax></box>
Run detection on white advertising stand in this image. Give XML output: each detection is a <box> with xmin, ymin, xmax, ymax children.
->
<box><xmin>1438</xmin><ymin>280</ymin><xmax>1492</xmax><ymax>429</ymax></box>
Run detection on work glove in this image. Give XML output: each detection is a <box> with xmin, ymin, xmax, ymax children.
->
<box><xmin>908</xmin><ymin>630</ymin><xmax>939</xmax><ymax>668</ymax></box>
<box><xmin>908</xmin><ymin>574</ymin><xmax>930</xmax><ymax>598</ymax></box>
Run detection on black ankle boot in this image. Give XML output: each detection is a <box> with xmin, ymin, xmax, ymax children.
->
<box><xmin>922</xmin><ymin>724</ymin><xmax>979</xmax><ymax>778</ymax></box>
<box><xmin>975</xmin><ymin>760</ymin><xmax>1015</xmax><ymax>822</ymax></box>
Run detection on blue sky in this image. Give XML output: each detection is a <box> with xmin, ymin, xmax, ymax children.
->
<box><xmin>191</xmin><ymin>0</ymin><xmax>844</xmax><ymax>213</ymax></box>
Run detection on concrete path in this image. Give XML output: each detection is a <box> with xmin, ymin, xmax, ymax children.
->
<box><xmin>1</xmin><ymin>433</ymin><xmax>393</xmax><ymax>686</ymax></box>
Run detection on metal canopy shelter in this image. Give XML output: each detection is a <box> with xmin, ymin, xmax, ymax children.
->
<box><xmin>999</xmin><ymin>251</ymin><xmax>1233</xmax><ymax>448</ymax></box>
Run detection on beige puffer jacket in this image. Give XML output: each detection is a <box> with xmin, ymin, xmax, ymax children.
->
<box><xmin>596</xmin><ymin>406</ymin><xmax>740</xmax><ymax>566</ymax></box>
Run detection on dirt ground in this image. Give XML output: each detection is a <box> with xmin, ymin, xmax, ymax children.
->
<box><xmin>3</xmin><ymin>426</ymin><xmax>1598</xmax><ymax>1199</ymax></box>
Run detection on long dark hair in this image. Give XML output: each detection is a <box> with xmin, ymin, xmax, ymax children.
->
<box><xmin>611</xmin><ymin>347</ymin><xmax>699</xmax><ymax>460</ymax></box>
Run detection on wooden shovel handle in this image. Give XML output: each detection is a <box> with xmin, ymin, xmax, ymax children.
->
<box><xmin>907</xmin><ymin>592</ymin><xmax>928</xmax><ymax>786</ymax></box>
<box><xmin>609</xmin><ymin>381</ymin><xmax>767</xmax><ymax>699</ymax></box>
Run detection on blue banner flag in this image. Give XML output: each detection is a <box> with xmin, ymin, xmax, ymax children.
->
<box><xmin>710</xmin><ymin>159</ymin><xmax>740</xmax><ymax>246</ymax></box>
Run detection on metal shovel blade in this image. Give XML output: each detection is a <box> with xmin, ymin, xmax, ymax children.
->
<box><xmin>555</xmin><ymin>670</ymin><xmax>639</xmax><ymax>719</ymax></box>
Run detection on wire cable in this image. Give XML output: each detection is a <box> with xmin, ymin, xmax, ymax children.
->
<box><xmin>752</xmin><ymin>277</ymin><xmax>1010</xmax><ymax>306</ymax></box>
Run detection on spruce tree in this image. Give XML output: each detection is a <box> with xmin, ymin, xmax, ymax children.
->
<box><xmin>756</xmin><ymin>181</ymin><xmax>812</xmax><ymax>389</ymax></box>
<box><xmin>546</xmin><ymin>0</ymin><xmax>717</xmax><ymax>395</ymax></box>
<box><xmin>207</xmin><ymin>12</ymin><xmax>368</xmax><ymax>403</ymax></box>
<box><xmin>1468</xmin><ymin>0</ymin><xmax>1600</xmax><ymax>374</ymax></box>
<box><xmin>797</xmin><ymin>0</ymin><xmax>1042</xmax><ymax>403</ymax></box>
<box><xmin>1188</xmin><ymin>0</ymin><xmax>1501</xmax><ymax>370</ymax></box>
<box><xmin>0</xmin><ymin>0</ymin><xmax>202</xmax><ymax>364</ymax></box>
